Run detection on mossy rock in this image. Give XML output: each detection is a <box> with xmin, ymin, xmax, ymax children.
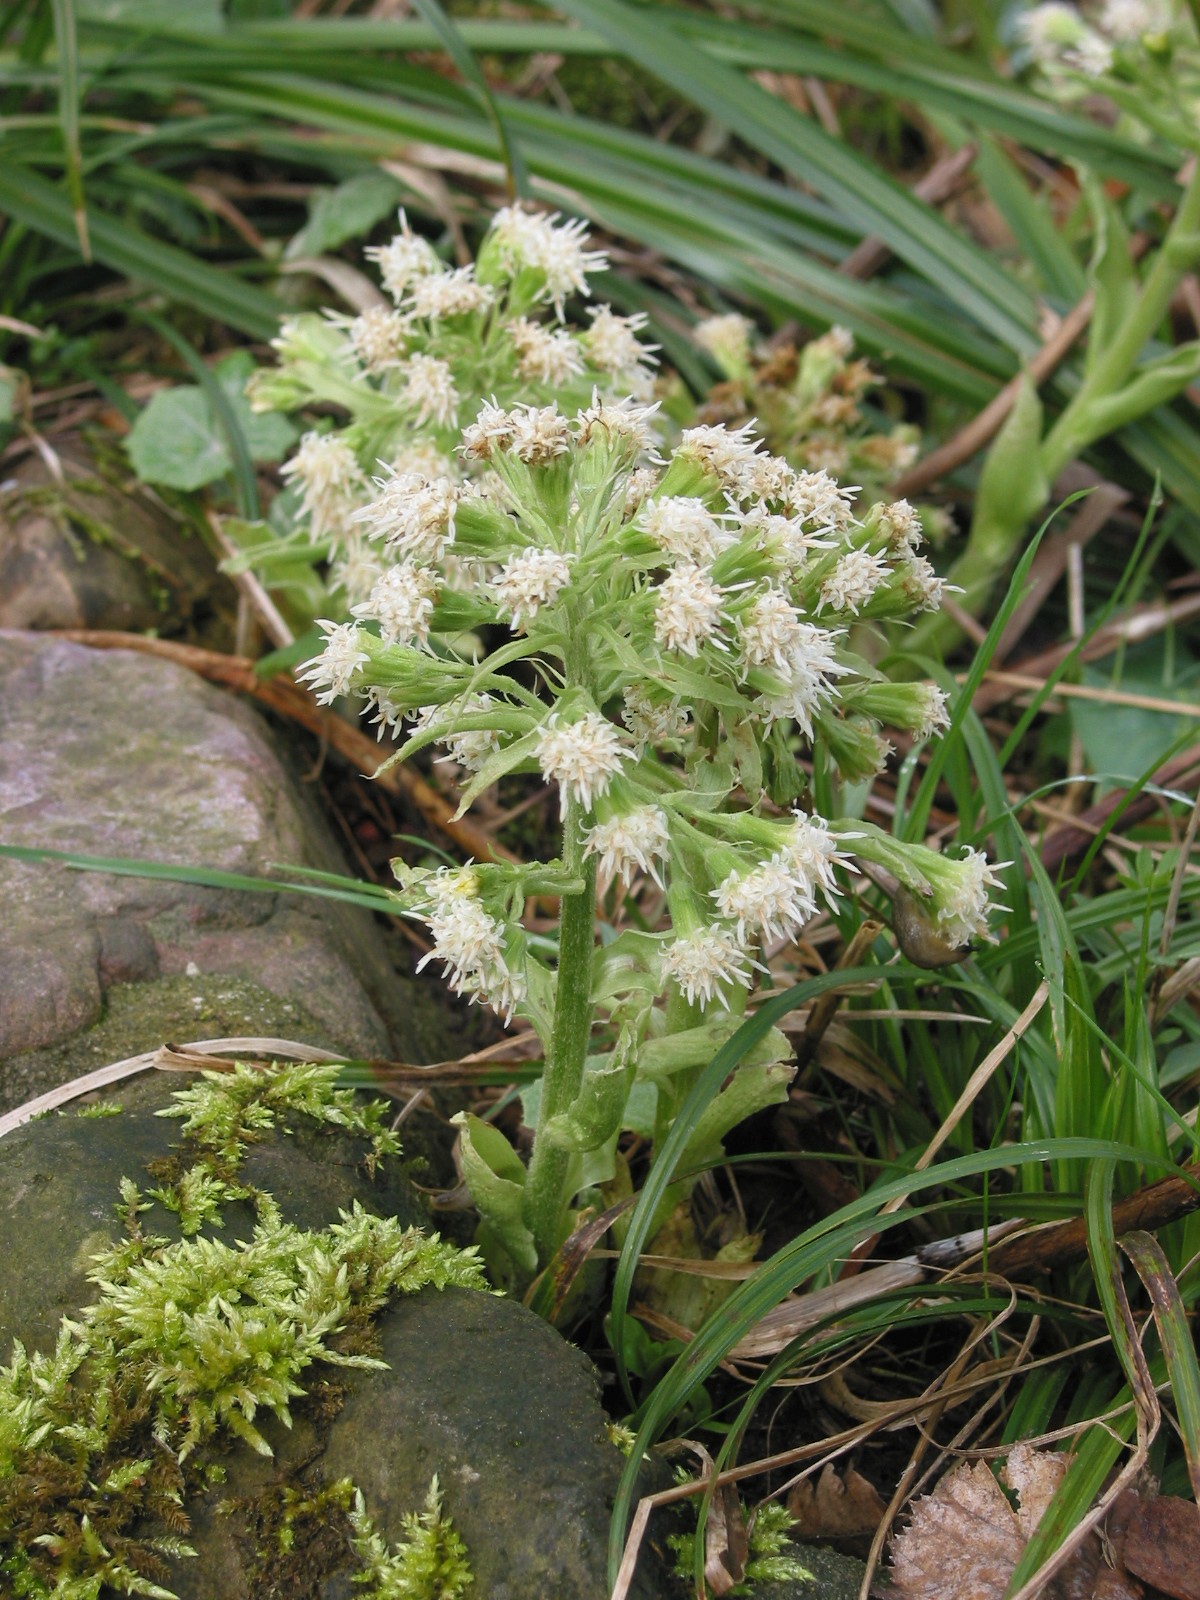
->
<box><xmin>0</xmin><ymin>1069</ymin><xmax>427</xmax><ymax>1352</ymax></box>
<box><xmin>0</xmin><ymin>1069</ymin><xmax>668</xmax><ymax>1599</ymax></box>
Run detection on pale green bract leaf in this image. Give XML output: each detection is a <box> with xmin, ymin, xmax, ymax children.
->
<box><xmin>126</xmin><ymin>386</ymin><xmax>229</xmax><ymax>491</ymax></box>
<box><xmin>286</xmin><ymin>171</ymin><xmax>410</xmax><ymax>261</ymax></box>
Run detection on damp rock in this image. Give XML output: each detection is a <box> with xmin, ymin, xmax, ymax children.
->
<box><xmin>0</xmin><ymin>630</ymin><xmax>459</xmax><ymax>1106</ymax></box>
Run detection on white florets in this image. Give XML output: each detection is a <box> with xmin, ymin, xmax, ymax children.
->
<box><xmin>902</xmin><ymin>555</ymin><xmax>954</xmax><ymax>613</ymax></box>
<box><xmin>818</xmin><ymin>548</ymin><xmax>891</xmax><ymax>615</ymax></box>
<box><xmin>407</xmin><ymin>266</ymin><xmax>496</xmax><ymax>322</ymax></box>
<box><xmin>494</xmin><ymin>548</ymin><xmax>574</xmax><ymax>629</ymax></box>
<box><xmin>400</xmin><ymin>353</ymin><xmax>459</xmax><ymax>428</ymax></box>
<box><xmin>348</xmin><ymin>305</ymin><xmax>408</xmax><ymax>373</ymax></box>
<box><xmin>877</xmin><ymin>500</ymin><xmax>923</xmax><ymax>555</ymax></box>
<box><xmin>640</xmin><ymin>497</ymin><xmax>732</xmax><ymax>563</ymax></box>
<box><xmin>415</xmin><ymin>695</ymin><xmax>503</xmax><ymax>772</ymax></box>
<box><xmin>582</xmin><ymin>305</ymin><xmax>655</xmax><ymax>377</ymax></box>
<box><xmin>784</xmin><ymin>469</ymin><xmax>857</xmax><ymax>533</ymax></box>
<box><xmin>914</xmin><ymin>685</ymin><xmax>952</xmax><ymax>741</ymax></box>
<box><xmin>783</xmin><ymin>813</ymin><xmax>856</xmax><ymax>904</ymax></box>
<box><xmin>328</xmin><ymin>535</ymin><xmax>383</xmax><ymax>605</ymax></box>
<box><xmin>679</xmin><ymin>420</ymin><xmax>763</xmax><ymax>486</ymax></box>
<box><xmin>490</xmin><ymin>205</ymin><xmax>608</xmax><ymax>318</ymax></box>
<box><xmin>930</xmin><ymin>847</ymin><xmax>1009</xmax><ymax>948</ymax></box>
<box><xmin>534</xmin><ymin>711</ymin><xmax>628</xmax><ymax>812</ymax></box>
<box><xmin>1101</xmin><ymin>0</ymin><xmax>1169</xmax><ymax>39</ymax></box>
<box><xmin>737</xmin><ymin>589</ymin><xmax>810</xmax><ymax>674</ymax></box>
<box><xmin>416</xmin><ymin>873</ymin><xmax>525</xmax><ymax>1022</ymax></box>
<box><xmin>695</xmin><ymin>312</ymin><xmax>754</xmax><ymax>368</ymax></box>
<box><xmin>297</xmin><ymin>620</ymin><xmax>369</xmax><ymax>705</ymax></box>
<box><xmin>366</xmin><ymin>214</ymin><xmax>442</xmax><ymax>300</ymax></box>
<box><xmin>575</xmin><ymin>396</ymin><xmax>660</xmax><ymax>458</ymax></box>
<box><xmin>508</xmin><ymin>404</ymin><xmax>572</xmax><ymax>465</ymax></box>
<box><xmin>756</xmin><ymin>628</ymin><xmax>849</xmax><ymax>737</ymax></box>
<box><xmin>507</xmin><ymin>318</ymin><xmax>585</xmax><ymax>386</ymax></box>
<box><xmin>662</xmin><ymin>926</ymin><xmax>758</xmax><ymax>1007</ymax></box>
<box><xmin>584</xmin><ymin>806</ymin><xmax>671</xmax><ymax>888</ymax></box>
<box><xmin>712</xmin><ymin>856</ymin><xmax>816</xmax><ymax>946</ymax></box>
<box><xmin>354</xmin><ymin>472</ymin><xmax>460</xmax><ymax>563</ymax></box>
<box><xmin>654</xmin><ymin>564</ymin><xmax>726</xmax><ymax>656</ymax></box>
<box><xmin>280</xmin><ymin>432</ymin><xmax>363</xmax><ymax>540</ymax></box>
<box><xmin>351</xmin><ymin>562</ymin><xmax>439</xmax><ymax>647</ymax></box>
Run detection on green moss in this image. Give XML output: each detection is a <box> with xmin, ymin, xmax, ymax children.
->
<box><xmin>0</xmin><ymin>1064</ymin><xmax>483</xmax><ymax>1600</ymax></box>
<box><xmin>668</xmin><ymin>1500</ymin><xmax>813</xmax><ymax>1598</ymax></box>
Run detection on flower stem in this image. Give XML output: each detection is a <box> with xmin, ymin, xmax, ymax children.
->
<box><xmin>523</xmin><ymin>795</ymin><xmax>597</xmax><ymax>1266</ymax></box>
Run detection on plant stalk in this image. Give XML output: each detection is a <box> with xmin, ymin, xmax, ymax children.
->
<box><xmin>522</xmin><ymin>795</ymin><xmax>598</xmax><ymax>1266</ymax></box>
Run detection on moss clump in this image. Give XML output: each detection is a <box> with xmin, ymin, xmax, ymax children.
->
<box><xmin>0</xmin><ymin>1064</ymin><xmax>484</xmax><ymax>1600</ymax></box>
<box><xmin>669</xmin><ymin>1500</ymin><xmax>813</xmax><ymax>1597</ymax></box>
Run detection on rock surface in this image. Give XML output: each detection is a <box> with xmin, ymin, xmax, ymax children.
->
<box><xmin>0</xmin><ymin>630</ymin><xmax>456</xmax><ymax>1108</ymax></box>
<box><xmin>0</xmin><ymin>436</ymin><xmax>222</xmax><ymax>633</ymax></box>
<box><xmin>0</xmin><ymin>1071</ymin><xmax>665</xmax><ymax>1600</ymax></box>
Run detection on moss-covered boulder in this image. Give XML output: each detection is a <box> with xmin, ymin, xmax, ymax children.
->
<box><xmin>0</xmin><ymin>1068</ymin><xmax>666</xmax><ymax>1600</ymax></box>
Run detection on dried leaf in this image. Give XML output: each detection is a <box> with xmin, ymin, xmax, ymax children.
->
<box><xmin>1002</xmin><ymin>1441</ymin><xmax>1067</xmax><ymax>1541</ymax></box>
<box><xmin>787</xmin><ymin>1465</ymin><xmax>887</xmax><ymax>1541</ymax></box>
<box><xmin>704</xmin><ymin>1481</ymin><xmax>750</xmax><ymax>1597</ymax></box>
<box><xmin>1124</xmin><ymin>1496</ymin><xmax>1200</xmax><ymax>1600</ymax></box>
<box><xmin>888</xmin><ymin>1460</ymin><xmax>1025</xmax><ymax>1600</ymax></box>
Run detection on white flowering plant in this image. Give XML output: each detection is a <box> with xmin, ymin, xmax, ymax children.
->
<box><xmin>236</xmin><ymin>206</ymin><xmax>656</xmax><ymax>626</ymax></box>
<box><xmin>296</xmin><ymin>357</ymin><xmax>1006</xmax><ymax>1290</ymax></box>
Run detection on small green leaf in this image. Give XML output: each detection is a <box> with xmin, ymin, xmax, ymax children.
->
<box><xmin>214</xmin><ymin>350</ymin><xmax>298</xmax><ymax>463</ymax></box>
<box><xmin>285</xmin><ymin>169</ymin><xmax>410</xmax><ymax>262</ymax></box>
<box><xmin>126</xmin><ymin>386</ymin><xmax>229</xmax><ymax>491</ymax></box>
<box><xmin>452</xmin><ymin>1112</ymin><xmax>537</xmax><ymax>1276</ymax></box>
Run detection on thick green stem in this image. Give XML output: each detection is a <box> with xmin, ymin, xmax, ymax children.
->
<box><xmin>1042</xmin><ymin>159</ymin><xmax>1200</xmax><ymax>475</ymax></box>
<box><xmin>914</xmin><ymin>158</ymin><xmax>1200</xmax><ymax>661</ymax></box>
<box><xmin>522</xmin><ymin>796</ymin><xmax>598</xmax><ymax>1266</ymax></box>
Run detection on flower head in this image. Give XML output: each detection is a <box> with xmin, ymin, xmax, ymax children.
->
<box><xmin>584</xmin><ymin>806</ymin><xmax>671</xmax><ymax>888</ymax></box>
<box><xmin>662</xmin><ymin>926</ymin><xmax>758</xmax><ymax>1007</ymax></box>
<box><xmin>535</xmin><ymin>712</ymin><xmax>628</xmax><ymax>812</ymax></box>
<box><xmin>507</xmin><ymin>318</ymin><xmax>585</xmax><ymax>386</ymax></box>
<box><xmin>490</xmin><ymin>205</ymin><xmax>608</xmax><ymax>317</ymax></box>
<box><xmin>582</xmin><ymin>305</ymin><xmax>655</xmax><ymax>378</ymax></box>
<box><xmin>354</xmin><ymin>472</ymin><xmax>459</xmax><ymax>563</ymax></box>
<box><xmin>640</xmin><ymin>497</ymin><xmax>732</xmax><ymax>563</ymax></box>
<box><xmin>712</xmin><ymin>856</ymin><xmax>816</xmax><ymax>946</ymax></box>
<box><xmin>280</xmin><ymin>432</ymin><xmax>363</xmax><ymax>540</ymax></box>
<box><xmin>783</xmin><ymin>813</ymin><xmax>856</xmax><ymax>904</ymax></box>
<box><xmin>400</xmin><ymin>353</ymin><xmax>459</xmax><ymax>428</ymax></box>
<box><xmin>407</xmin><ymin>266</ymin><xmax>496</xmax><ymax>322</ymax></box>
<box><xmin>415</xmin><ymin>695</ymin><xmax>503</xmax><ymax>772</ymax></box>
<box><xmin>923</xmin><ymin>847</ymin><xmax>1009</xmax><ymax>948</ymax></box>
<box><xmin>494</xmin><ymin>548</ymin><xmax>574</xmax><ymax>629</ymax></box>
<box><xmin>366</xmin><ymin>214</ymin><xmax>442</xmax><ymax>300</ymax></box>
<box><xmin>507</xmin><ymin>404</ymin><xmax>572</xmax><ymax>465</ymax></box>
<box><xmin>351</xmin><ymin>562</ymin><xmax>439</xmax><ymax>647</ymax></box>
<box><xmin>818</xmin><ymin>549</ymin><xmax>891</xmax><ymax>615</ymax></box>
<box><xmin>297</xmin><ymin>621</ymin><xmax>369</xmax><ymax>705</ymax></box>
<box><xmin>695</xmin><ymin>312</ymin><xmax>754</xmax><ymax>372</ymax></box>
<box><xmin>348</xmin><ymin>305</ymin><xmax>408</xmax><ymax>373</ymax></box>
<box><xmin>654</xmin><ymin>565</ymin><xmax>725</xmax><ymax>656</ymax></box>
<box><xmin>622</xmin><ymin>684</ymin><xmax>691</xmax><ymax>750</ymax></box>
<box><xmin>414</xmin><ymin>871</ymin><xmax>525</xmax><ymax>1022</ymax></box>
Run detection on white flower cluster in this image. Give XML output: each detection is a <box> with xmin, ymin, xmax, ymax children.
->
<box><xmin>413</xmin><ymin>869</ymin><xmax>526</xmax><ymax>1023</ymax></box>
<box><xmin>294</xmin><ymin>378</ymin><xmax>997</xmax><ymax>1024</ymax></box>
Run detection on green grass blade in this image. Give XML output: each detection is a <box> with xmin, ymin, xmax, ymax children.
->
<box><xmin>405</xmin><ymin>0</ymin><xmax>528</xmax><ymax>201</ymax></box>
<box><xmin>49</xmin><ymin>0</ymin><xmax>88</xmax><ymax>259</ymax></box>
<box><xmin>1120</xmin><ymin>1230</ymin><xmax>1200</xmax><ymax>1500</ymax></box>
<box><xmin>0</xmin><ymin>842</ymin><xmax>396</xmax><ymax>915</ymax></box>
<box><xmin>0</xmin><ymin>164</ymin><xmax>282</xmax><ymax>337</ymax></box>
<box><xmin>551</xmin><ymin>0</ymin><xmax>1039</xmax><ymax>350</ymax></box>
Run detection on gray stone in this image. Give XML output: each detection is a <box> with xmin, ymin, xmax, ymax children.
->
<box><xmin>0</xmin><ymin>436</ymin><xmax>222</xmax><ymax>633</ymax></box>
<box><xmin>751</xmin><ymin>1543</ymin><xmax>870</xmax><ymax>1599</ymax></box>
<box><xmin>0</xmin><ymin>630</ymin><xmax>456</xmax><ymax>1107</ymax></box>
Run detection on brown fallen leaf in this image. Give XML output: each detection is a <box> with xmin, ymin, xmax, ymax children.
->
<box><xmin>889</xmin><ymin>1447</ymin><xmax>1152</xmax><ymax>1600</ymax></box>
<box><xmin>1124</xmin><ymin>1496</ymin><xmax>1200</xmax><ymax>1600</ymax></box>
<box><xmin>787</xmin><ymin>1464</ymin><xmax>886</xmax><ymax>1543</ymax></box>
